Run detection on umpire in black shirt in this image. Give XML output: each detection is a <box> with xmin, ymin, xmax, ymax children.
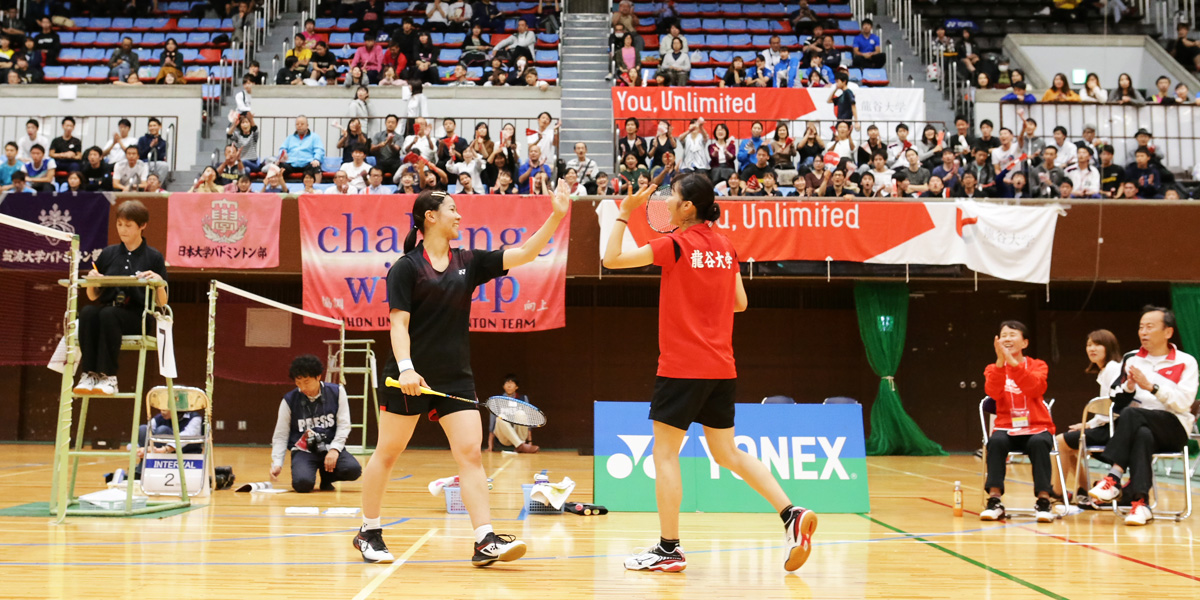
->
<box><xmin>72</xmin><ymin>200</ymin><xmax>168</xmax><ymax>397</ymax></box>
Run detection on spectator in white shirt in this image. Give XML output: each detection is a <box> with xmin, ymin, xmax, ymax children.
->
<box><xmin>658</xmin><ymin>23</ymin><xmax>688</xmax><ymax>56</ymax></box>
<box><xmin>426</xmin><ymin>0</ymin><xmax>451</xmax><ymax>31</ymax></box>
<box><xmin>324</xmin><ymin>170</ymin><xmax>360</xmax><ymax>194</ymax></box>
<box><xmin>1066</xmin><ymin>146</ymin><xmax>1100</xmax><ymax>197</ymax></box>
<box><xmin>990</xmin><ymin>127</ymin><xmax>1021</xmax><ymax>173</ymax></box>
<box><xmin>234</xmin><ymin>75</ymin><xmax>254</xmax><ymax>117</ymax></box>
<box><xmin>113</xmin><ymin>145</ymin><xmax>149</xmax><ymax>192</ymax></box>
<box><xmin>338</xmin><ymin>144</ymin><xmax>373</xmax><ymax>192</ymax></box>
<box><xmin>364</xmin><ymin>168</ymin><xmax>389</xmax><ymax>194</ymax></box>
<box><xmin>490</xmin><ymin>19</ymin><xmax>536</xmax><ymax>65</ymax></box>
<box><xmin>17</xmin><ymin>118</ymin><xmax>49</xmax><ymax>163</ymax></box>
<box><xmin>658</xmin><ymin>37</ymin><xmax>691</xmax><ymax>86</ymax></box>
<box><xmin>565</xmin><ymin>142</ymin><xmax>599</xmax><ymax>188</ymax></box>
<box><xmin>677</xmin><ymin>120</ymin><xmax>709</xmax><ymax>175</ymax></box>
<box><xmin>447</xmin><ymin>0</ymin><xmax>473</xmax><ymax>32</ymax></box>
<box><xmin>103</xmin><ymin>118</ymin><xmax>138</xmax><ymax>165</ymax></box>
<box><xmin>761</xmin><ymin>35</ymin><xmax>783</xmax><ymax>71</ymax></box>
<box><xmin>446</xmin><ymin>146</ymin><xmax>487</xmax><ymax>193</ymax></box>
<box><xmin>402</xmin><ymin>117</ymin><xmax>438</xmax><ymax>163</ymax></box>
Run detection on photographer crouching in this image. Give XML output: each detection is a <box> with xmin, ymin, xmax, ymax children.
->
<box><xmin>270</xmin><ymin>355</ymin><xmax>362</xmax><ymax>492</ymax></box>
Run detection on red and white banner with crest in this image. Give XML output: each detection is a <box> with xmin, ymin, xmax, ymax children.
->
<box><xmin>166</xmin><ymin>193</ymin><xmax>283</xmax><ymax>268</ymax></box>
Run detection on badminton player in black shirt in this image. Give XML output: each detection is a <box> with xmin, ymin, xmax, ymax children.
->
<box><xmin>355</xmin><ymin>183</ymin><xmax>571</xmax><ymax>565</ymax></box>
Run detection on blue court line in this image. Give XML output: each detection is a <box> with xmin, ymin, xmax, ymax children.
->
<box><xmin>390</xmin><ymin>474</ymin><xmax>413</xmax><ymax>481</ymax></box>
<box><xmin>0</xmin><ymin>521</ymin><xmax>1023</xmax><ymax>566</ymax></box>
<box><xmin>0</xmin><ymin>518</ymin><xmax>409</xmax><ymax>548</ymax></box>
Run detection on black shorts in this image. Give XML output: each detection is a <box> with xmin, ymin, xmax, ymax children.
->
<box><xmin>649</xmin><ymin>376</ymin><xmax>736</xmax><ymax>430</ymax></box>
<box><xmin>378</xmin><ymin>362</ymin><xmax>477</xmax><ymax>421</ymax></box>
<box><xmin>1062</xmin><ymin>425</ymin><xmax>1111</xmax><ymax>451</ymax></box>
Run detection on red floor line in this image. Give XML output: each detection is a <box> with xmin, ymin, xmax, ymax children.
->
<box><xmin>918</xmin><ymin>497</ymin><xmax>1200</xmax><ymax>582</ymax></box>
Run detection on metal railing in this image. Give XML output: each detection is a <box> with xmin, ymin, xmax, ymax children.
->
<box><xmin>0</xmin><ymin>115</ymin><xmax>179</xmax><ymax>174</ymax></box>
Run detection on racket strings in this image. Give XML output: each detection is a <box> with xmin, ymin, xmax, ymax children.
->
<box><xmin>485</xmin><ymin>397</ymin><xmax>546</xmax><ymax>428</ymax></box>
<box><xmin>646</xmin><ymin>193</ymin><xmax>676</xmax><ymax>233</ymax></box>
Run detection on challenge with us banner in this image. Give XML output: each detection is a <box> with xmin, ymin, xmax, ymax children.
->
<box><xmin>298</xmin><ymin>194</ymin><xmax>569</xmax><ymax>332</ymax></box>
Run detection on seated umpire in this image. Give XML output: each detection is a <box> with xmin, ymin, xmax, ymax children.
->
<box><xmin>270</xmin><ymin>355</ymin><xmax>362</xmax><ymax>492</ymax></box>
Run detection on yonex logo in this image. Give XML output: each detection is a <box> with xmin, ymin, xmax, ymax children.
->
<box><xmin>605</xmin><ymin>435</ymin><xmax>851</xmax><ymax>481</ymax></box>
<box><xmin>605</xmin><ymin>434</ymin><xmax>688</xmax><ymax>480</ymax></box>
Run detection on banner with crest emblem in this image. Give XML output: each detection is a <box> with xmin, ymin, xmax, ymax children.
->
<box><xmin>0</xmin><ymin>192</ymin><xmax>111</xmax><ymax>269</ymax></box>
<box><xmin>167</xmin><ymin>193</ymin><xmax>282</xmax><ymax>268</ymax></box>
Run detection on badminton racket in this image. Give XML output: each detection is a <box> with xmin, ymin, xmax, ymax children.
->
<box><xmin>383</xmin><ymin>379</ymin><xmax>547</xmax><ymax>428</ymax></box>
<box><xmin>645</xmin><ymin>165</ymin><xmax>677</xmax><ymax>233</ymax></box>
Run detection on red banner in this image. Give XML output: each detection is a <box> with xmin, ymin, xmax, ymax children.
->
<box><xmin>298</xmin><ymin>194</ymin><xmax>569</xmax><ymax>331</ymax></box>
<box><xmin>167</xmin><ymin>193</ymin><xmax>282</xmax><ymax>268</ymax></box>
<box><xmin>612</xmin><ymin>87</ymin><xmax>819</xmax><ymax>121</ymax></box>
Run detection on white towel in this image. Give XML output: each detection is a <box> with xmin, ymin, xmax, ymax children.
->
<box><xmin>530</xmin><ymin>476</ymin><xmax>575</xmax><ymax>510</ymax></box>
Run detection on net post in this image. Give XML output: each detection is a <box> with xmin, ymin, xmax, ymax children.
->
<box><xmin>205</xmin><ymin>280</ymin><xmax>218</xmax><ymax>489</ymax></box>
<box><xmin>50</xmin><ymin>235</ymin><xmax>82</xmax><ymax>523</ymax></box>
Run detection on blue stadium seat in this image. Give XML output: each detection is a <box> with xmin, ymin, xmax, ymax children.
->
<box><xmin>139</xmin><ymin>66</ymin><xmax>160</xmax><ymax>80</ymax></box>
<box><xmin>97</xmin><ymin>32</ymin><xmax>121</xmax><ymax>45</ymax></box>
<box><xmin>536</xmin><ymin>33</ymin><xmax>559</xmax><ymax>46</ymax></box>
<box><xmin>81</xmin><ymin>48</ymin><xmax>108</xmax><ymax>62</ymax></box>
<box><xmin>444</xmin><ymin>33</ymin><xmax>465</xmax><ymax>45</ymax></box>
<box><xmin>179</xmin><ymin>48</ymin><xmax>201</xmax><ymax>62</ymax></box>
<box><xmin>315</xmin><ymin>18</ymin><xmax>336</xmax><ymax>30</ymax></box>
<box><xmin>177</xmin><ymin>18</ymin><xmax>200</xmax><ymax>30</ymax></box>
<box><xmin>781</xmin><ymin>34</ymin><xmax>799</xmax><ymax>47</ymax></box>
<box><xmin>833</xmin><ymin>35</ymin><xmax>846</xmax><ymax>47</ymax></box>
<box><xmin>733</xmin><ymin>49</ymin><xmax>757</xmax><ymax>63</ymax></box>
<box><xmin>286</xmin><ymin>183</ymin><xmax>306</xmax><ymax>193</ymax></box>
<box><xmin>125</xmin><ymin>33</ymin><xmax>144</xmax><ymax>44</ymax></box>
<box><xmin>59</xmin><ymin>31</ymin><xmax>75</xmax><ymax>45</ymax></box>
<box><xmin>88</xmin><ymin>18</ymin><xmax>113</xmax><ymax>30</ymax></box>
<box><xmin>72</xmin><ymin>18</ymin><xmax>91</xmax><ymax>29</ymax></box>
<box><xmin>73</xmin><ymin>32</ymin><xmax>97</xmax><ymax>46</ymax></box>
<box><xmin>725</xmin><ymin>19</ymin><xmax>748</xmax><ymax>32</ymax></box>
<box><xmin>219</xmin><ymin>18</ymin><xmax>233</xmax><ymax>29</ymax></box>
<box><xmin>321</xmin><ymin>157</ymin><xmax>344</xmax><ymax>172</ymax></box>
<box><xmin>336</xmin><ymin>18</ymin><xmax>356</xmax><ymax>30</ymax></box>
<box><xmin>503</xmin><ymin>18</ymin><xmax>520</xmax><ymax>31</ymax></box>
<box><xmin>516</xmin><ymin>1</ymin><xmax>537</xmax><ymax>11</ymax></box>
<box><xmin>58</xmin><ymin>48</ymin><xmax>82</xmax><ymax>62</ymax></box>
<box><xmin>689</xmin><ymin>67</ymin><xmax>715</xmax><ymax>84</ymax></box>
<box><xmin>762</xmin><ymin>4</ymin><xmax>787</xmax><ymax>16</ymax></box>
<box><xmin>223</xmin><ymin>48</ymin><xmax>245</xmax><ymax>61</ymax></box>
<box><xmin>708</xmin><ymin>50</ymin><xmax>733</xmax><ymax>64</ymax></box>
<box><xmin>439</xmin><ymin>49</ymin><xmax>462</xmax><ymax>64</ymax></box>
<box><xmin>700</xmin><ymin>18</ymin><xmax>722</xmax><ymax>31</ymax></box>
<box><xmin>329</xmin><ymin>32</ymin><xmax>352</xmax><ymax>45</ymax></box>
<box><xmin>677</xmin><ymin>3</ymin><xmax>701</xmax><ymax>16</ymax></box>
<box><xmin>63</xmin><ymin>65</ymin><xmax>89</xmax><ymax>81</ymax></box>
<box><xmin>142</xmin><ymin>33</ymin><xmax>165</xmax><ymax>46</ymax></box>
<box><xmin>250</xmin><ymin>183</ymin><xmax>264</xmax><ymax>192</ymax></box>
<box><xmin>467</xmin><ymin>66</ymin><xmax>483</xmax><ymax>79</ymax></box>
<box><xmin>681</xmin><ymin>18</ymin><xmax>702</xmax><ymax>31</ymax></box>
<box><xmin>830</xmin><ymin>5</ymin><xmax>854</xmax><ymax>18</ymax></box>
<box><xmin>209</xmin><ymin>65</ymin><xmax>232</xmax><ymax>80</ymax></box>
<box><xmin>742</xmin><ymin>3</ymin><xmax>766</xmax><ymax>16</ymax></box>
<box><xmin>706</xmin><ymin>34</ymin><xmax>729</xmax><ymax>49</ymax></box>
<box><xmin>540</xmin><ymin>67</ymin><xmax>558</xmax><ymax>81</ymax></box>
<box><xmin>812</xmin><ymin>5</ymin><xmax>832</xmax><ymax>17</ymax></box>
<box><xmin>839</xmin><ymin>20</ymin><xmax>861</xmax><ymax>34</ymax></box>
<box><xmin>847</xmin><ymin>68</ymin><xmax>862</xmax><ymax>82</ymax></box>
<box><xmin>497</xmin><ymin>2</ymin><xmax>519</xmax><ymax>11</ymax></box>
<box><xmin>729</xmin><ymin>34</ymin><xmax>752</xmax><ymax>49</ymax></box>
<box><xmin>438</xmin><ymin>66</ymin><xmax>455</xmax><ymax>79</ymax></box>
<box><xmin>748</xmin><ymin>19</ymin><xmax>774</xmax><ymax>33</ymax></box>
<box><xmin>86</xmin><ymin>66</ymin><xmax>110</xmax><ymax>82</ymax></box>
<box><xmin>198</xmin><ymin>18</ymin><xmax>222</xmax><ymax>30</ymax></box>
<box><xmin>186</xmin><ymin>33</ymin><xmax>212</xmax><ymax>45</ymax></box>
<box><xmin>690</xmin><ymin>50</ymin><xmax>710</xmax><ymax>65</ymax></box>
<box><xmin>698</xmin><ymin>3</ymin><xmax>719</xmax><ymax>15</ymax></box>
<box><xmin>751</xmin><ymin>35</ymin><xmax>772</xmax><ymax>48</ymax></box>
<box><xmin>841</xmin><ymin>51</ymin><xmax>852</xmax><ymax>65</ymax></box>
<box><xmin>202</xmin><ymin>84</ymin><xmax>221</xmax><ymax>99</ymax></box>
<box><xmin>43</xmin><ymin>66</ymin><xmax>65</xmax><ymax>81</ymax></box>
<box><xmin>350</xmin><ymin>32</ymin><xmax>366</xmax><ymax>44</ymax></box>
<box><xmin>535</xmin><ymin>49</ymin><xmax>558</xmax><ymax>64</ymax></box>
<box><xmin>431</xmin><ymin>32</ymin><xmax>445</xmax><ymax>45</ymax></box>
<box><xmin>862</xmin><ymin>68</ymin><xmax>889</xmax><ymax>85</ymax></box>
<box><xmin>112</xmin><ymin>18</ymin><xmax>134</xmax><ymax>30</ymax></box>
<box><xmin>714</xmin><ymin>66</ymin><xmax>727</xmax><ymax>79</ymax></box>
<box><xmin>134</xmin><ymin>18</ymin><xmax>168</xmax><ymax>30</ymax></box>
<box><xmin>134</xmin><ymin>48</ymin><xmax>153</xmax><ymax>62</ymax></box>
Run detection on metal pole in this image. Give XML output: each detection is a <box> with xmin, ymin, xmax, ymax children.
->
<box><xmin>50</xmin><ymin>235</ymin><xmax>81</xmax><ymax>523</ymax></box>
<box><xmin>915</xmin><ymin>15</ymin><xmax>922</xmax><ymax>57</ymax></box>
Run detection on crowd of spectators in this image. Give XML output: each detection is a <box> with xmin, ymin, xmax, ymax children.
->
<box><xmin>1</xmin><ymin>116</ymin><xmax>171</xmax><ymax>193</ymax></box>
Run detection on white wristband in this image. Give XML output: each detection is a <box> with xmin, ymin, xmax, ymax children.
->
<box><xmin>398</xmin><ymin>359</ymin><xmax>414</xmax><ymax>373</ymax></box>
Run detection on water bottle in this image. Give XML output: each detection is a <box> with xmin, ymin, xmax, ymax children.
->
<box><xmin>953</xmin><ymin>480</ymin><xmax>963</xmax><ymax>517</ymax></box>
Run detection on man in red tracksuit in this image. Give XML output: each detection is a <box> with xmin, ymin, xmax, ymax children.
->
<box><xmin>980</xmin><ymin>320</ymin><xmax>1056</xmax><ymax>522</ymax></box>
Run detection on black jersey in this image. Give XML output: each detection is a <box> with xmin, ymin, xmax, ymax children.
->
<box><xmin>384</xmin><ymin>241</ymin><xmax>507</xmax><ymax>388</ymax></box>
<box><xmin>95</xmin><ymin>240</ymin><xmax>168</xmax><ymax>308</ymax></box>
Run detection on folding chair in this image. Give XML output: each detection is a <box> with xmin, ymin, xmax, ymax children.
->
<box><xmin>140</xmin><ymin>385</ymin><xmax>214</xmax><ymax>498</ymax></box>
<box><xmin>978</xmin><ymin>397</ymin><xmax>1069</xmax><ymax>517</ymax></box>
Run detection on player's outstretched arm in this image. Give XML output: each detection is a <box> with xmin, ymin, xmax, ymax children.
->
<box><xmin>601</xmin><ymin>184</ymin><xmax>656</xmax><ymax>269</ymax></box>
<box><xmin>734</xmin><ymin>272</ymin><xmax>748</xmax><ymax>312</ymax></box>
<box><xmin>502</xmin><ymin>178</ymin><xmax>571</xmax><ymax>269</ymax></box>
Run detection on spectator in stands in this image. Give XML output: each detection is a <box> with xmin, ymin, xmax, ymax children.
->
<box><xmin>295</xmin><ymin>170</ymin><xmax>316</xmax><ymax>194</ymax></box>
<box><xmin>32</xmin><ymin>16</ymin><xmax>57</xmax><ymax>65</ymax></box>
<box><xmin>426</xmin><ymin>0</ymin><xmax>452</xmax><ymax>31</ymax></box>
<box><xmin>107</xmin><ymin>37</ymin><xmax>139</xmax><ymax>82</ymax></box>
<box><xmin>1046</xmin><ymin>126</ymin><xmax>1072</xmax><ymax>164</ymax></box>
<box><xmin>446</xmin><ymin>64</ymin><xmax>475</xmax><ymax>86</ymax></box>
<box><xmin>227</xmin><ymin>114</ymin><xmax>262</xmax><ymax>172</ymax></box>
<box><xmin>348</xmin><ymin>85</ymin><xmax>375</xmax><ymax>133</ymax></box>
<box><xmin>1030</xmin><ymin>146</ymin><xmax>1065</xmax><ymax>196</ymax></box>
<box><xmin>1016</xmin><ymin>111</ymin><xmax>1045</xmax><ymax>159</ymax></box>
<box><xmin>566</xmin><ymin>141</ymin><xmax>599</xmax><ymax>189</ymax></box>
<box><xmin>761</xmin><ymin>35</ymin><xmax>785</xmax><ymax>72</ymax></box>
<box><xmin>444</xmin><ymin>0</ymin><xmax>473</xmax><ymax>32</ymax></box>
<box><xmin>707</xmin><ymin>123</ymin><xmax>737</xmax><ymax>182</ymax></box>
<box><xmin>339</xmin><ymin>145</ymin><xmax>372</xmax><ymax>193</ymax></box>
<box><xmin>913</xmin><ymin>125</ymin><xmax>942</xmax><ymax>170</ymax></box>
<box><xmin>1096</xmin><ymin>145</ymin><xmax>1124</xmax><ymax>197</ymax></box>
<box><xmin>1066</xmin><ymin>147</ymin><xmax>1100</xmax><ymax>197</ymax></box>
<box><xmin>993</xmin><ymin>169</ymin><xmax>1031</xmax><ymax>199</ymax></box>
<box><xmin>1167</xmin><ymin>22</ymin><xmax>1200</xmax><ymax>70</ymax></box>
<box><xmin>0</xmin><ymin>141</ymin><xmax>22</xmax><ymax>191</ymax></box>
<box><xmin>800</xmin><ymin>23</ymin><xmax>825</xmax><ymax>68</ymax></box>
<box><xmin>957</xmin><ymin>28</ymin><xmax>980</xmax><ymax>77</ymax></box>
<box><xmin>851</xmin><ymin>18</ymin><xmax>885</xmax><ymax>70</ymax></box>
<box><xmin>493</xmin><ymin>19</ymin><xmax>536</xmax><ymax>66</ymax></box>
<box><xmin>931</xmin><ymin>26</ymin><xmax>957</xmax><ymax>62</ymax></box>
<box><xmin>916</xmin><ymin>174</ymin><xmax>944</xmax><ymax>198</ymax></box>
<box><xmin>1124</xmin><ymin>128</ymin><xmax>1163</xmax><ymax>167</ymax></box>
<box><xmin>647</xmin><ymin>121</ymin><xmax>677</xmax><ymax>169</ymax></box>
<box><xmin>137</xmin><ymin>118</ymin><xmax>169</xmax><ymax>182</ymax></box>
<box><xmin>611</xmin><ymin>0</ymin><xmax>641</xmax><ymax>48</ymax></box>
<box><xmin>0</xmin><ymin>36</ymin><xmax>14</xmax><ymax>72</ymax></box>
<box><xmin>1173</xmin><ymin>82</ymin><xmax>1197</xmax><ymax>105</ymax></box>
<box><xmin>460</xmin><ymin>24</ymin><xmax>491</xmax><ymax>67</ymax></box>
<box><xmin>22</xmin><ymin>143</ymin><xmax>53</xmax><ymax>192</ymax></box>
<box><xmin>1113</xmin><ymin>179</ymin><xmax>1140</xmax><ymax>199</ymax></box>
<box><xmin>897</xmin><ymin>148</ymin><xmax>931</xmax><ymax>192</ymax></box>
<box><xmin>276</xmin><ymin>56</ymin><xmax>303</xmax><ymax>85</ymax></box>
<box><xmin>111</xmin><ymin>145</ymin><xmax>148</xmax><ymax>192</ymax></box>
<box><xmin>100</xmin><ymin>119</ymin><xmax>135</xmax><ymax>165</ymax></box>
<box><xmin>261</xmin><ymin>164</ymin><xmax>286</xmax><ymax>193</ymax></box>
<box><xmin>447</xmin><ymin>145</ymin><xmax>487</xmax><ymax>193</ymax></box>
<box><xmin>1088</xmin><ymin>307</ymin><xmax>1197</xmax><ymax>526</ymax></box>
<box><xmin>856</xmin><ymin>171</ymin><xmax>882</xmax><ymax>198</ymax></box>
<box><xmin>955</xmin><ymin>170</ymin><xmax>991</xmax><ymax>198</ymax></box>
<box><xmin>5</xmin><ymin>170</ymin><xmax>32</xmax><ymax>193</ymax></box>
<box><xmin>617</xmin><ymin>151</ymin><xmax>648</xmax><ymax>191</ymax></box>
<box><xmin>324</xmin><ymin>169</ymin><xmax>360</xmax><ymax>195</ymax></box>
<box><xmin>214</xmin><ymin>143</ymin><xmax>244</xmax><ymax>187</ymax></box>
<box><xmin>819</xmin><ymin>34</ymin><xmax>841</xmax><ymax>69</ymax></box>
<box><xmin>311</xmin><ymin>42</ymin><xmax>341</xmax><ymax>81</ymax></box>
<box><xmin>720</xmin><ymin>55</ymin><xmax>748</xmax><ymax>87</ymax></box>
<box><xmin>964</xmin><ymin>147</ymin><xmax>995</xmax><ymax>190</ymax></box>
<box><xmin>1078</xmin><ymin>73</ymin><xmax>1108</xmax><ymax>103</ymax></box>
<box><xmin>747</xmin><ymin>54</ymin><xmax>773</xmax><ymax>87</ymax></box>
<box><xmin>1000</xmin><ymin>81</ymin><xmax>1036</xmax><ymax>103</ymax></box>
<box><xmin>1075</xmin><ymin>124</ymin><xmax>1099</xmax><ymax>159</ymax></box>
<box><xmin>773</xmin><ymin>47</ymin><xmax>799</xmax><ymax>87</ymax></box>
<box><xmin>769</xmin><ymin>124</ymin><xmax>798</xmax><ymax>185</ymax></box>
<box><xmin>990</xmin><ymin>128</ymin><xmax>1020</xmax><ymax>174</ymax></box>
<box><xmin>285</xmin><ymin>33</ymin><xmax>313</xmax><ymax>76</ymax></box>
<box><xmin>853</xmin><ymin>124</ymin><xmax>882</xmax><ymax>166</ymax></box>
<box><xmin>659</xmin><ymin>23</ymin><xmax>688</xmax><ymax>58</ymax></box>
<box><xmin>350</xmin><ymin>35</ymin><xmax>385</xmax><ymax>83</ymax></box>
<box><xmin>789</xmin><ymin>0</ymin><xmax>818</xmax><ymax>34</ymax></box>
<box><xmin>884</xmin><ymin>123</ymin><xmax>911</xmax><ymax>167</ymax></box>
<box><xmin>865</xmin><ymin>151</ymin><xmax>895</xmax><ymax>190</ymax></box>
<box><xmin>932</xmin><ymin>148</ymin><xmax>961</xmax><ymax>190</ymax></box>
<box><xmin>828</xmin><ymin>120</ymin><xmax>855</xmax><ymax>162</ymax></box>
<box><xmin>650</xmin><ymin>152</ymin><xmax>677</xmax><ymax>188</ymax></box>
<box><xmin>1</xmin><ymin>7</ymin><xmax>24</xmax><ymax>46</ymax></box>
<box><xmin>828</xmin><ymin>72</ymin><xmax>857</xmax><ymax>122</ymax></box>
<box><xmin>408</xmin><ymin>39</ymin><xmax>442</xmax><ymax>86</ymax></box>
<box><xmin>48</xmin><ymin>116</ymin><xmax>81</xmax><ymax>173</ymax></box>
<box><xmin>736</xmin><ymin>121</ymin><xmax>769</xmax><ymax>170</ymax></box>
<box><xmin>370</xmin><ymin>114</ymin><xmax>403</xmax><ymax>176</ymax></box>
<box><xmin>225</xmin><ymin>173</ymin><xmax>252</xmax><ymax>194</ymax></box>
<box><xmin>401</xmin><ymin>116</ymin><xmax>438</xmax><ymax>167</ymax></box>
<box><xmin>60</xmin><ymin>171</ymin><xmax>83</xmax><ymax>193</ymax></box>
<box><xmin>300</xmin><ymin>18</ymin><xmax>323</xmax><ymax>48</ymax></box>
<box><xmin>795</xmin><ymin>122</ymin><xmax>826</xmax><ymax>168</ymax></box>
<box><xmin>618</xmin><ymin>117</ymin><xmax>647</xmax><ymax>166</ymax></box>
<box><xmin>359</xmin><ymin>167</ymin><xmax>386</xmax><ymax>194</ymax></box>
<box><xmin>1110</xmin><ymin>72</ymin><xmax>1143</xmax><ymax>104</ymax></box>
<box><xmin>740</xmin><ymin>145</ymin><xmax>775</xmax><ymax>184</ymax></box>
<box><xmin>471</xmin><ymin>0</ymin><xmax>503</xmax><ymax>32</ymax></box>
<box><xmin>438</xmin><ymin>117</ymin><xmax>470</xmax><ymax>166</ymax></box>
<box><xmin>3</xmin><ymin>68</ymin><xmax>19</xmax><ymax>85</ymax></box>
<box><xmin>973</xmin><ymin>119</ymin><xmax>998</xmax><ymax>153</ymax></box>
<box><xmin>1043</xmin><ymin>72</ymin><xmax>1081</xmax><ymax>102</ymax></box>
<box><xmin>803</xmin><ymin>52</ymin><xmax>833</xmax><ymax>88</ymax></box>
<box><xmin>967</xmin><ymin>71</ymin><xmax>993</xmax><ymax>103</ymax></box>
<box><xmin>10</xmin><ymin>50</ymin><xmax>39</xmax><ymax>83</ymax></box>
<box><xmin>280</xmin><ymin>115</ymin><xmax>325</xmax><ymax>183</ymax></box>
<box><xmin>157</xmin><ymin>37</ymin><xmax>184</xmax><ymax>84</ymax></box>
<box><xmin>658</xmin><ymin>37</ymin><xmax>690</xmax><ymax>87</ymax></box>
<box><xmin>1127</xmin><ymin>146</ymin><xmax>1163</xmax><ymax>198</ymax></box>
<box><xmin>816</xmin><ymin>167</ymin><xmax>854</xmax><ymax>199</ymax></box>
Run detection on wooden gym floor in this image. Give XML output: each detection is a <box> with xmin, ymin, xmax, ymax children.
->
<box><xmin>0</xmin><ymin>445</ymin><xmax>1196</xmax><ymax>599</ymax></box>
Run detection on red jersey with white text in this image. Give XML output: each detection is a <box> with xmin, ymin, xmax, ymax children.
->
<box><xmin>983</xmin><ymin>356</ymin><xmax>1054</xmax><ymax>435</ymax></box>
<box><xmin>648</xmin><ymin>224</ymin><xmax>738</xmax><ymax>379</ymax></box>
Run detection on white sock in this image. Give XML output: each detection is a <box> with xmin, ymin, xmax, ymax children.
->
<box><xmin>361</xmin><ymin>516</ymin><xmax>381</xmax><ymax>531</ymax></box>
<box><xmin>474</xmin><ymin>524</ymin><xmax>493</xmax><ymax>543</ymax></box>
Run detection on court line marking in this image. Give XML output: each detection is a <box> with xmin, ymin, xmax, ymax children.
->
<box><xmin>488</xmin><ymin>456</ymin><xmax>515</xmax><ymax>479</ymax></box>
<box><xmin>858</xmin><ymin>514</ymin><xmax>1068</xmax><ymax>600</ymax></box>
<box><xmin>389</xmin><ymin>474</ymin><xmax>413</xmax><ymax>481</ymax></box>
<box><xmin>351</xmin><ymin>527</ymin><xmax>437</xmax><ymax>600</ymax></box>
<box><xmin>0</xmin><ymin>518</ymin><xmax>409</xmax><ymax>548</ymax></box>
<box><xmin>919</xmin><ymin>497</ymin><xmax>1200</xmax><ymax>582</ymax></box>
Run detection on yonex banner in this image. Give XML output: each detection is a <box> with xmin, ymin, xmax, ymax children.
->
<box><xmin>593</xmin><ymin>402</ymin><xmax>869</xmax><ymax>513</ymax></box>
<box><xmin>598</xmin><ymin>199</ymin><xmax>1060</xmax><ymax>283</ymax></box>
<box><xmin>298</xmin><ymin>194</ymin><xmax>569</xmax><ymax>332</ymax></box>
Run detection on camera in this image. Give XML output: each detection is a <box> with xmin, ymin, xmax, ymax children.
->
<box><xmin>306</xmin><ymin>429</ymin><xmax>328</xmax><ymax>454</ymax></box>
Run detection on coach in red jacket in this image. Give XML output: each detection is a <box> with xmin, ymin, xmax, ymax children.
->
<box><xmin>979</xmin><ymin>320</ymin><xmax>1056</xmax><ymax>522</ymax></box>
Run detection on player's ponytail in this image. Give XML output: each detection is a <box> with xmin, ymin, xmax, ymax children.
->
<box><xmin>675</xmin><ymin>172</ymin><xmax>720</xmax><ymax>222</ymax></box>
<box><xmin>403</xmin><ymin>190</ymin><xmax>451</xmax><ymax>253</ymax></box>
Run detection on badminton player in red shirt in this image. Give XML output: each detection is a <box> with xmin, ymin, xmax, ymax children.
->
<box><xmin>602</xmin><ymin>173</ymin><xmax>817</xmax><ymax>573</ymax></box>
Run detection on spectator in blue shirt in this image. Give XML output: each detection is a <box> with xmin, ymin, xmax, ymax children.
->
<box><xmin>737</xmin><ymin>122</ymin><xmax>770</xmax><ymax>168</ymax></box>
<box><xmin>0</xmin><ymin>142</ymin><xmax>23</xmax><ymax>191</ymax></box>
<box><xmin>747</xmin><ymin>54</ymin><xmax>774</xmax><ymax>87</ymax></box>
<box><xmin>851</xmin><ymin>18</ymin><xmax>885</xmax><ymax>69</ymax></box>
<box><xmin>827</xmin><ymin>71</ymin><xmax>857</xmax><ymax>121</ymax></box>
<box><xmin>280</xmin><ymin>115</ymin><xmax>326</xmax><ymax>182</ymax></box>
<box><xmin>1126</xmin><ymin>146</ymin><xmax>1163</xmax><ymax>198</ymax></box>
<box><xmin>774</xmin><ymin>47</ymin><xmax>799</xmax><ymax>87</ymax></box>
<box><xmin>1000</xmin><ymin>81</ymin><xmax>1037</xmax><ymax>103</ymax></box>
<box><xmin>518</xmin><ymin>144</ymin><xmax>552</xmax><ymax>193</ymax></box>
<box><xmin>6</xmin><ymin>171</ymin><xmax>33</xmax><ymax>194</ymax></box>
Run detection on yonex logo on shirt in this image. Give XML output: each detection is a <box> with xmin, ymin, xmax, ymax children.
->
<box><xmin>690</xmin><ymin>250</ymin><xmax>734</xmax><ymax>269</ymax></box>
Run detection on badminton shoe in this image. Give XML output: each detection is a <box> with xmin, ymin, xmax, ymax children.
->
<box><xmin>1035</xmin><ymin>497</ymin><xmax>1055</xmax><ymax>523</ymax></box>
<box><xmin>1125</xmin><ymin>499</ymin><xmax>1153</xmax><ymax>526</ymax></box>
<box><xmin>93</xmin><ymin>375</ymin><xmax>118</xmax><ymax>395</ymax></box>
<box><xmin>624</xmin><ymin>544</ymin><xmax>686</xmax><ymax>572</ymax></box>
<box><xmin>783</xmin><ymin>506</ymin><xmax>818</xmax><ymax>572</ymax></box>
<box><xmin>979</xmin><ymin>497</ymin><xmax>1006</xmax><ymax>521</ymax></box>
<box><xmin>353</xmin><ymin>527</ymin><xmax>395</xmax><ymax>563</ymax></box>
<box><xmin>472</xmin><ymin>532</ymin><xmax>526</xmax><ymax>567</ymax></box>
<box><xmin>73</xmin><ymin>372</ymin><xmax>98</xmax><ymax>395</ymax></box>
<box><xmin>1089</xmin><ymin>474</ymin><xmax>1122</xmax><ymax>503</ymax></box>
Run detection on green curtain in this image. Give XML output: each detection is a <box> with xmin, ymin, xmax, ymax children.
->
<box><xmin>1171</xmin><ymin>284</ymin><xmax>1200</xmax><ymax>358</ymax></box>
<box><xmin>854</xmin><ymin>282</ymin><xmax>946</xmax><ymax>456</ymax></box>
